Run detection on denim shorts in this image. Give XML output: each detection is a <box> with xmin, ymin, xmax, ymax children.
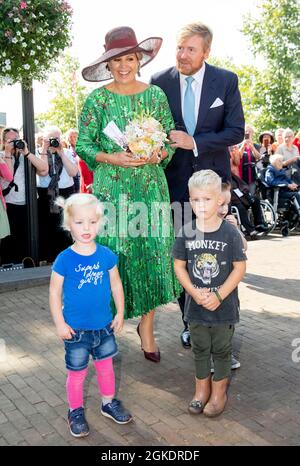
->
<box><xmin>64</xmin><ymin>323</ymin><xmax>118</xmax><ymax>371</ymax></box>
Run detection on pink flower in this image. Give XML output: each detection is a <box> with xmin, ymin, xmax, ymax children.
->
<box><xmin>19</xmin><ymin>1</ymin><xmax>28</xmax><ymax>9</ymax></box>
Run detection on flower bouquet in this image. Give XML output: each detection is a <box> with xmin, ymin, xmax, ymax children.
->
<box><xmin>103</xmin><ymin>113</ymin><xmax>167</xmax><ymax>160</ymax></box>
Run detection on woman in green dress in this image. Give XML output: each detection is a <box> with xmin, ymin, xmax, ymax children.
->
<box><xmin>76</xmin><ymin>26</ymin><xmax>181</xmax><ymax>363</ymax></box>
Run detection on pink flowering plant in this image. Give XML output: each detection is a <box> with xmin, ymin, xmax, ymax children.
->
<box><xmin>0</xmin><ymin>0</ymin><xmax>73</xmax><ymax>89</ymax></box>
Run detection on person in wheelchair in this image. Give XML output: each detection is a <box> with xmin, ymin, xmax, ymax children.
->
<box><xmin>230</xmin><ymin>172</ymin><xmax>269</xmax><ymax>237</ymax></box>
<box><xmin>265</xmin><ymin>154</ymin><xmax>300</xmax><ymax>214</ymax></box>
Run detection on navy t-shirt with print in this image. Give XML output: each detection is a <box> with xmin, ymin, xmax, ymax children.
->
<box><xmin>52</xmin><ymin>244</ymin><xmax>118</xmax><ymax>330</ymax></box>
<box><xmin>172</xmin><ymin>220</ymin><xmax>247</xmax><ymax>326</ymax></box>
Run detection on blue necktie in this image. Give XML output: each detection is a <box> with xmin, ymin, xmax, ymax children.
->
<box><xmin>183</xmin><ymin>76</ymin><xmax>196</xmax><ymax>135</ymax></box>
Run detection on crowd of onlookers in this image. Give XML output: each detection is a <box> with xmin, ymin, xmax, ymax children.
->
<box><xmin>0</xmin><ymin>125</ymin><xmax>93</xmax><ymax>266</ymax></box>
<box><xmin>0</xmin><ymin>124</ymin><xmax>299</xmax><ymax>267</ymax></box>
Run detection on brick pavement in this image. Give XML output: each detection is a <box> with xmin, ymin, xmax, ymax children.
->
<box><xmin>0</xmin><ymin>234</ymin><xmax>300</xmax><ymax>446</ymax></box>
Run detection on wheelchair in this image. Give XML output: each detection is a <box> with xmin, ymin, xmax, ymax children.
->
<box><xmin>256</xmin><ymin>169</ymin><xmax>300</xmax><ymax>236</ymax></box>
<box><xmin>238</xmin><ymin>162</ymin><xmax>276</xmax><ymax>235</ymax></box>
<box><xmin>230</xmin><ymin>199</ymin><xmax>276</xmax><ymax>237</ymax></box>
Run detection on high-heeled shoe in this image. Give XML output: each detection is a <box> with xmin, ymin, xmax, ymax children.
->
<box><xmin>136</xmin><ymin>324</ymin><xmax>161</xmax><ymax>363</ymax></box>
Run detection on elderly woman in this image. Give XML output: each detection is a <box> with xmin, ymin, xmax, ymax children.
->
<box><xmin>76</xmin><ymin>26</ymin><xmax>181</xmax><ymax>362</ymax></box>
<box><xmin>265</xmin><ymin>154</ymin><xmax>300</xmax><ymax>210</ymax></box>
<box><xmin>276</xmin><ymin>128</ymin><xmax>300</xmax><ymax>183</ymax></box>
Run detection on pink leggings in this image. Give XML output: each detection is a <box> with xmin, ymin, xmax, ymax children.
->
<box><xmin>66</xmin><ymin>358</ymin><xmax>115</xmax><ymax>410</ymax></box>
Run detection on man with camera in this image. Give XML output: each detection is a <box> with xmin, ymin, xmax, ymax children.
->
<box><xmin>36</xmin><ymin>126</ymin><xmax>78</xmax><ymax>263</ymax></box>
<box><xmin>0</xmin><ymin>127</ymin><xmax>48</xmax><ymax>265</ymax></box>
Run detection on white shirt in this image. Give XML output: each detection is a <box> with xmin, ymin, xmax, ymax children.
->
<box><xmin>179</xmin><ymin>62</ymin><xmax>206</xmax><ymax>157</ymax></box>
<box><xmin>36</xmin><ymin>148</ymin><xmax>75</xmax><ymax>189</ymax></box>
<box><xmin>0</xmin><ymin>152</ymin><xmax>26</xmax><ymax>205</ymax></box>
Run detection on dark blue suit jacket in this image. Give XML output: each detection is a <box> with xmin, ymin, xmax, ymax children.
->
<box><xmin>150</xmin><ymin>63</ymin><xmax>245</xmax><ymax>203</ymax></box>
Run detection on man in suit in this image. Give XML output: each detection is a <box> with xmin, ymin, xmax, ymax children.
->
<box><xmin>150</xmin><ymin>22</ymin><xmax>245</xmax><ymax>348</ymax></box>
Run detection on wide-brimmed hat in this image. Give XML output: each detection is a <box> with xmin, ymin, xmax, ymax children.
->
<box><xmin>259</xmin><ymin>131</ymin><xmax>274</xmax><ymax>144</ymax></box>
<box><xmin>82</xmin><ymin>26</ymin><xmax>163</xmax><ymax>82</ymax></box>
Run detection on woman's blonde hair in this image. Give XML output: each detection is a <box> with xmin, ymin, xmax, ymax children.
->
<box><xmin>56</xmin><ymin>193</ymin><xmax>103</xmax><ymax>231</ymax></box>
<box><xmin>188</xmin><ymin>169</ymin><xmax>221</xmax><ymax>192</ymax></box>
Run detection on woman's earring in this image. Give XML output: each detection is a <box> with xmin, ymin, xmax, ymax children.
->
<box><xmin>137</xmin><ymin>64</ymin><xmax>141</xmax><ymax>77</ymax></box>
<box><xmin>106</xmin><ymin>64</ymin><xmax>112</xmax><ymax>77</ymax></box>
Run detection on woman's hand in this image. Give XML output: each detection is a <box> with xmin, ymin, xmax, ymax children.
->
<box><xmin>109</xmin><ymin>151</ymin><xmax>148</xmax><ymax>168</ymax></box>
<box><xmin>147</xmin><ymin>148</ymin><xmax>163</xmax><ymax>165</ymax></box>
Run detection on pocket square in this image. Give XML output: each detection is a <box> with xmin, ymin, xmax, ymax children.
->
<box><xmin>210</xmin><ymin>97</ymin><xmax>224</xmax><ymax>109</ymax></box>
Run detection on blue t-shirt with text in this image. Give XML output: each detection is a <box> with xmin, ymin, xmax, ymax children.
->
<box><xmin>52</xmin><ymin>244</ymin><xmax>118</xmax><ymax>330</ymax></box>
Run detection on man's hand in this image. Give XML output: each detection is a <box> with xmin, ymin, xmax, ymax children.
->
<box><xmin>169</xmin><ymin>130</ymin><xmax>195</xmax><ymax>150</ymax></box>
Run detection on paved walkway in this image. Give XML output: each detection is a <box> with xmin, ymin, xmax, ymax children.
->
<box><xmin>0</xmin><ymin>234</ymin><xmax>300</xmax><ymax>446</ymax></box>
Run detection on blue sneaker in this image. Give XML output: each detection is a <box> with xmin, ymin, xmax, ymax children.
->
<box><xmin>101</xmin><ymin>399</ymin><xmax>132</xmax><ymax>424</ymax></box>
<box><xmin>68</xmin><ymin>407</ymin><xmax>89</xmax><ymax>437</ymax></box>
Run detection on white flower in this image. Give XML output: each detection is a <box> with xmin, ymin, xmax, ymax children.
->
<box><xmin>39</xmin><ymin>12</ymin><xmax>44</xmax><ymax>17</ymax></box>
<box><xmin>31</xmin><ymin>13</ymin><xmax>36</xmax><ymax>19</ymax></box>
<box><xmin>22</xmin><ymin>42</ymin><xmax>27</xmax><ymax>47</ymax></box>
<box><xmin>23</xmin><ymin>64</ymin><xmax>30</xmax><ymax>70</ymax></box>
<box><xmin>2</xmin><ymin>51</ymin><xmax>6</xmax><ymax>57</ymax></box>
<box><xmin>30</xmin><ymin>50</ymin><xmax>35</xmax><ymax>55</ymax></box>
<box><xmin>12</xmin><ymin>37</ymin><xmax>18</xmax><ymax>43</ymax></box>
<box><xmin>23</xmin><ymin>27</ymin><xmax>28</xmax><ymax>33</ymax></box>
<box><xmin>5</xmin><ymin>59</ymin><xmax>11</xmax><ymax>65</ymax></box>
<box><xmin>31</xmin><ymin>39</ymin><xmax>35</xmax><ymax>44</ymax></box>
<box><xmin>14</xmin><ymin>18</ymin><xmax>21</xmax><ymax>23</ymax></box>
<box><xmin>34</xmin><ymin>60</ymin><xmax>39</xmax><ymax>65</ymax></box>
<box><xmin>16</xmin><ymin>31</ymin><xmax>21</xmax><ymax>36</ymax></box>
<box><xmin>36</xmin><ymin>45</ymin><xmax>41</xmax><ymax>50</ymax></box>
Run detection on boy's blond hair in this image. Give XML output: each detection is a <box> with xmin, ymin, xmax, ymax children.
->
<box><xmin>188</xmin><ymin>170</ymin><xmax>222</xmax><ymax>193</ymax></box>
<box><xmin>56</xmin><ymin>193</ymin><xmax>103</xmax><ymax>231</ymax></box>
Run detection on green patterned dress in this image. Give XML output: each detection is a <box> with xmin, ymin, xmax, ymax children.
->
<box><xmin>76</xmin><ymin>85</ymin><xmax>181</xmax><ymax>319</ymax></box>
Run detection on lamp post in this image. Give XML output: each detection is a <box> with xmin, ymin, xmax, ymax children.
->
<box><xmin>22</xmin><ymin>83</ymin><xmax>39</xmax><ymax>264</ymax></box>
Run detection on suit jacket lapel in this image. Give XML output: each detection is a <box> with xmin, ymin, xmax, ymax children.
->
<box><xmin>195</xmin><ymin>63</ymin><xmax>217</xmax><ymax>133</ymax></box>
<box><xmin>168</xmin><ymin>68</ymin><xmax>186</xmax><ymax>131</ymax></box>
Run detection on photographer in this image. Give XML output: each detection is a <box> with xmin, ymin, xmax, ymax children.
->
<box><xmin>230</xmin><ymin>172</ymin><xmax>269</xmax><ymax>238</ymax></box>
<box><xmin>258</xmin><ymin>131</ymin><xmax>274</xmax><ymax>169</ymax></box>
<box><xmin>0</xmin><ymin>127</ymin><xmax>48</xmax><ymax>265</ymax></box>
<box><xmin>37</xmin><ymin>126</ymin><xmax>78</xmax><ymax>263</ymax></box>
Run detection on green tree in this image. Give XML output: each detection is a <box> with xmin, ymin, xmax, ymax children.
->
<box><xmin>242</xmin><ymin>0</ymin><xmax>300</xmax><ymax>131</ymax></box>
<box><xmin>36</xmin><ymin>53</ymin><xmax>89</xmax><ymax>133</ymax></box>
<box><xmin>208</xmin><ymin>56</ymin><xmax>263</xmax><ymax>130</ymax></box>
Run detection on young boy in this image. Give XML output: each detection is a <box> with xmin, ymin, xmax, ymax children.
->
<box><xmin>173</xmin><ymin>170</ymin><xmax>247</xmax><ymax>418</ymax></box>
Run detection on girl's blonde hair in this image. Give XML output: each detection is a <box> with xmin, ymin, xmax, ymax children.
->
<box><xmin>188</xmin><ymin>169</ymin><xmax>221</xmax><ymax>193</ymax></box>
<box><xmin>56</xmin><ymin>193</ymin><xmax>103</xmax><ymax>231</ymax></box>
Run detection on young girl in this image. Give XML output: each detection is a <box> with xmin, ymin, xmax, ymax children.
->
<box><xmin>49</xmin><ymin>193</ymin><xmax>132</xmax><ymax>438</ymax></box>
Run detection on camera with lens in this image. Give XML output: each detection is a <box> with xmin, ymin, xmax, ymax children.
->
<box><xmin>13</xmin><ymin>139</ymin><xmax>25</xmax><ymax>150</ymax></box>
<box><xmin>49</xmin><ymin>138</ymin><xmax>60</xmax><ymax>148</ymax></box>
